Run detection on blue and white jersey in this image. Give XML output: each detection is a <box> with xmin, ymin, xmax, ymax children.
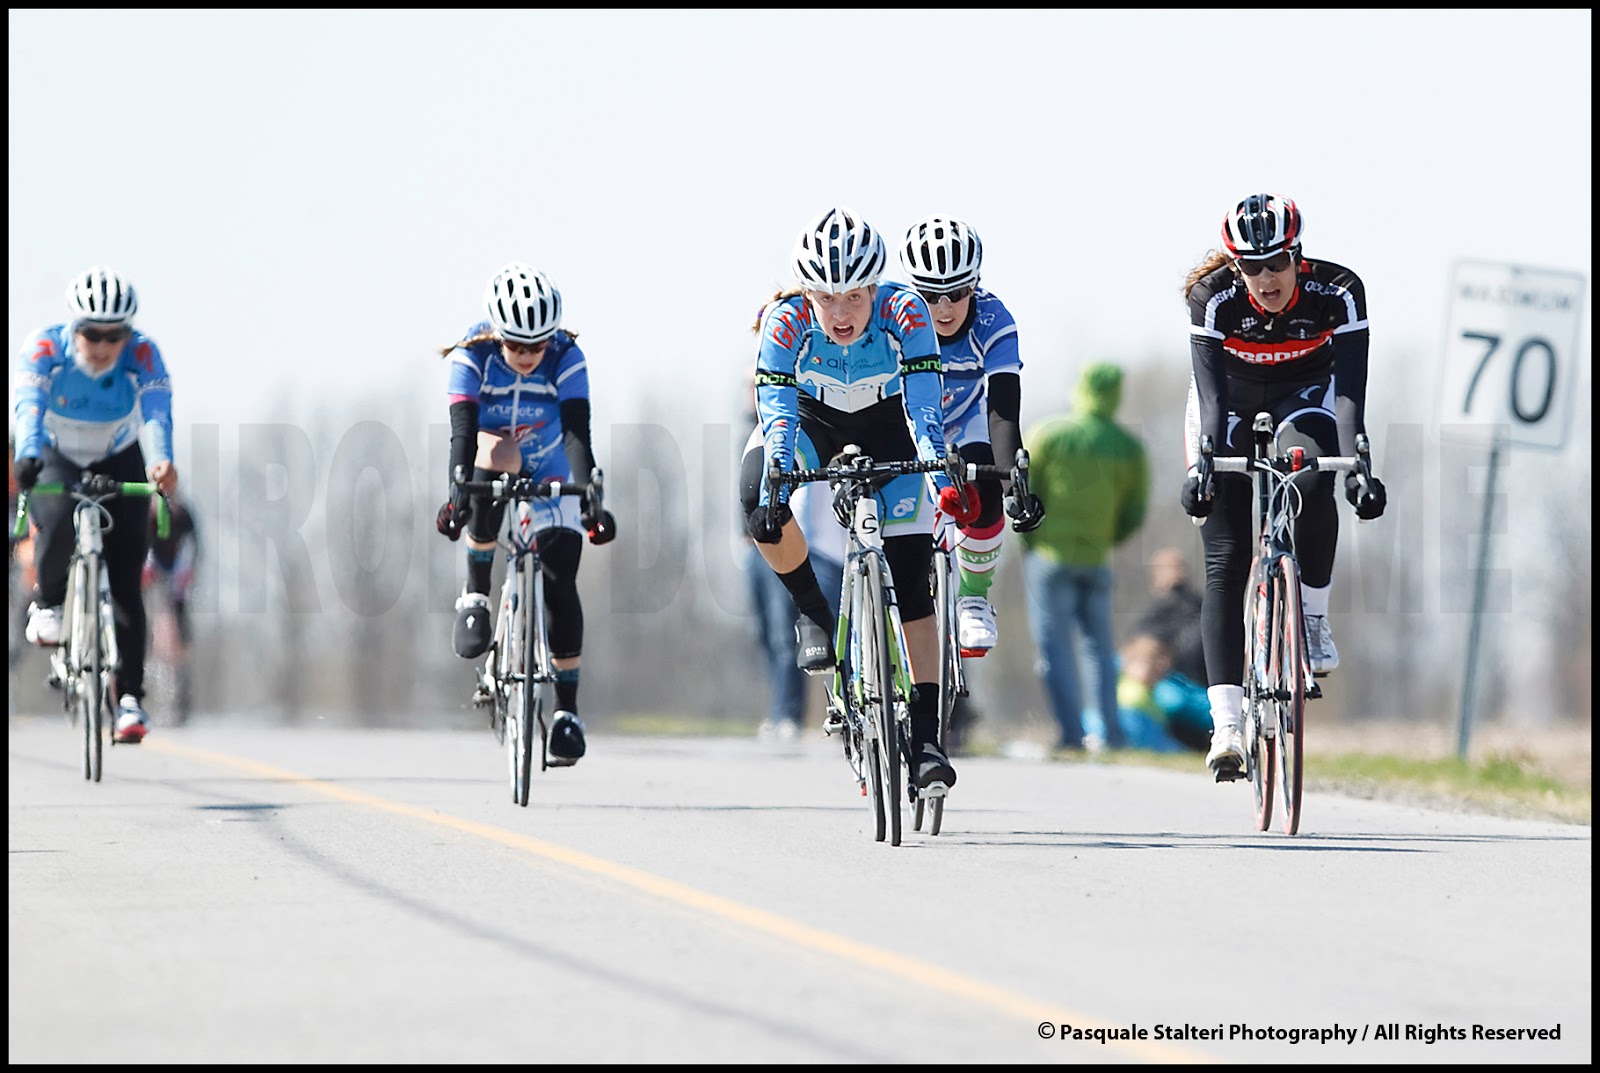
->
<box><xmin>13</xmin><ymin>324</ymin><xmax>173</xmax><ymax>467</ymax></box>
<box><xmin>753</xmin><ymin>282</ymin><xmax>947</xmax><ymax>499</ymax></box>
<box><xmin>933</xmin><ymin>288</ymin><xmax>1022</xmax><ymax>440</ymax></box>
<box><xmin>446</xmin><ymin>322</ymin><xmax>588</xmax><ymax>481</ymax></box>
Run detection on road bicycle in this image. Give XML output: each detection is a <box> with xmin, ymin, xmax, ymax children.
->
<box><xmin>1194</xmin><ymin>413</ymin><xmax>1374</xmax><ymax>835</ymax></box>
<box><xmin>454</xmin><ymin>469</ymin><xmax>603</xmax><ymax>807</ymax></box>
<box><xmin>13</xmin><ymin>475</ymin><xmax>169</xmax><ymax>782</ymax></box>
<box><xmin>918</xmin><ymin>447</ymin><xmax>1041</xmax><ymax>837</ymax></box>
<box><xmin>767</xmin><ymin>446</ymin><xmax>1002</xmax><ymax>846</ymax></box>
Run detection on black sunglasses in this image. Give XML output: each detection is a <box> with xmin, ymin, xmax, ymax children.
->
<box><xmin>917</xmin><ymin>284</ymin><xmax>974</xmax><ymax>305</ymax></box>
<box><xmin>1235</xmin><ymin>252</ymin><xmax>1295</xmax><ymax>277</ymax></box>
<box><xmin>500</xmin><ymin>337</ymin><xmax>548</xmax><ymax>356</ymax></box>
<box><xmin>76</xmin><ymin>325</ymin><xmax>131</xmax><ymax>344</ymax></box>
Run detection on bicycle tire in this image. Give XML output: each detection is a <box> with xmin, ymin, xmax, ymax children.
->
<box><xmin>865</xmin><ymin>554</ymin><xmax>902</xmax><ymax>847</ymax></box>
<box><xmin>1274</xmin><ymin>556</ymin><xmax>1307</xmax><ymax>835</ymax></box>
<box><xmin>850</xmin><ymin>560</ymin><xmax>886</xmax><ymax>843</ymax></box>
<box><xmin>76</xmin><ymin>554</ymin><xmax>103</xmax><ymax>782</ymax></box>
<box><xmin>930</xmin><ymin>549</ymin><xmax>960</xmax><ymax>837</ymax></box>
<box><xmin>504</xmin><ymin>564</ymin><xmax>530</xmax><ymax>806</ymax></box>
<box><xmin>1245</xmin><ymin>558</ymin><xmax>1275</xmax><ymax>831</ymax></box>
<box><xmin>512</xmin><ymin>564</ymin><xmax>537</xmax><ymax>807</ymax></box>
<box><xmin>530</xmin><ymin>563</ymin><xmax>551</xmax><ymax>776</ymax></box>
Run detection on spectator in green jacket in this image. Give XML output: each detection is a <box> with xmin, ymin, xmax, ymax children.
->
<box><xmin>1020</xmin><ymin>362</ymin><xmax>1150</xmax><ymax>750</ymax></box>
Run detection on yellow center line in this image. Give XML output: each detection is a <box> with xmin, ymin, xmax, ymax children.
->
<box><xmin>149</xmin><ymin>738</ymin><xmax>1211</xmax><ymax>1062</ymax></box>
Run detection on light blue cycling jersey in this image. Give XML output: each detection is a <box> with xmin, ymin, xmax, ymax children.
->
<box><xmin>753</xmin><ymin>282</ymin><xmax>947</xmax><ymax>505</ymax></box>
<box><xmin>13</xmin><ymin>325</ymin><xmax>173</xmax><ymax>467</ymax></box>
<box><xmin>932</xmin><ymin>288</ymin><xmax>1022</xmax><ymax>445</ymax></box>
<box><xmin>446</xmin><ymin>322</ymin><xmax>589</xmax><ymax>481</ymax></box>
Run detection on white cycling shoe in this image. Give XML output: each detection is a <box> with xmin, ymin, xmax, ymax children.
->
<box><xmin>955</xmin><ymin>596</ymin><xmax>997</xmax><ymax>656</ymax></box>
<box><xmin>1206</xmin><ymin>721</ymin><xmax>1246</xmax><ymax>779</ymax></box>
<box><xmin>1305</xmin><ymin>615</ymin><xmax>1339</xmax><ymax>674</ymax></box>
<box><xmin>25</xmin><ymin>603</ymin><xmax>63</xmax><ymax>646</ymax></box>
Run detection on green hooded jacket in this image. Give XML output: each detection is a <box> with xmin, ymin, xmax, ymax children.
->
<box><xmin>1020</xmin><ymin>362</ymin><xmax>1149</xmax><ymax>567</ymax></box>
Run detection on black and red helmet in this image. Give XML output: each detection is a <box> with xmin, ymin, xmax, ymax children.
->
<box><xmin>1221</xmin><ymin>194</ymin><xmax>1302</xmax><ymax>259</ymax></box>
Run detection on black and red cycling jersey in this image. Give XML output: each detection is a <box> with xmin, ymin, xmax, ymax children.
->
<box><xmin>1187</xmin><ymin>257</ymin><xmax>1370</xmax><ymax>457</ymax></box>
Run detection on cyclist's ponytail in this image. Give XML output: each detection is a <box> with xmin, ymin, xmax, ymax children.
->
<box><xmin>751</xmin><ymin>288</ymin><xmax>805</xmax><ymax>333</ymax></box>
<box><xmin>1182</xmin><ymin>250</ymin><xmax>1237</xmax><ymax>300</ymax></box>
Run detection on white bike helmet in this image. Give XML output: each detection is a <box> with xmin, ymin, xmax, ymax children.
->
<box><xmin>66</xmin><ymin>266</ymin><xmax>138</xmax><ymax>323</ymax></box>
<box><xmin>900</xmin><ymin>216</ymin><xmax>982</xmax><ymax>292</ymax></box>
<box><xmin>791</xmin><ymin>207</ymin><xmax>887</xmax><ymax>294</ymax></box>
<box><xmin>1221</xmin><ymin>193</ymin><xmax>1303</xmax><ymax>260</ymax></box>
<box><xmin>484</xmin><ymin>263</ymin><xmax>562</xmax><ymax>343</ymax></box>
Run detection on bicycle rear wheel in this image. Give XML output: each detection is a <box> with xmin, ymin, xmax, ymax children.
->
<box><xmin>929</xmin><ymin>549</ymin><xmax>961</xmax><ymax>837</ymax></box>
<box><xmin>1274</xmin><ymin>556</ymin><xmax>1307</xmax><ymax>834</ymax></box>
<box><xmin>1245</xmin><ymin>559</ymin><xmax>1274</xmax><ymax>831</ymax></box>
<box><xmin>865</xmin><ymin>555</ymin><xmax>902</xmax><ymax>847</ymax></box>
<box><xmin>74</xmin><ymin>555</ymin><xmax>103</xmax><ymax>782</ymax></box>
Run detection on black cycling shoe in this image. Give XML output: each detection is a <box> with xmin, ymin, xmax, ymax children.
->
<box><xmin>794</xmin><ymin>613</ymin><xmax>835</xmax><ymax>675</ymax></box>
<box><xmin>547</xmin><ymin>711</ymin><xmax>587</xmax><ymax>767</ymax></box>
<box><xmin>912</xmin><ymin>741</ymin><xmax>957</xmax><ymax>794</ymax></box>
<box><xmin>452</xmin><ymin>592</ymin><xmax>493</xmax><ymax>659</ymax></box>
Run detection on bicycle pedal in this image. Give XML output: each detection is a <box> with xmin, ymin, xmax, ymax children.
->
<box><xmin>471</xmin><ymin>689</ymin><xmax>494</xmax><ymax>708</ymax></box>
<box><xmin>1211</xmin><ymin>762</ymin><xmax>1246</xmax><ymax>783</ymax></box>
<box><xmin>1307</xmin><ymin>681</ymin><xmax>1324</xmax><ymax>699</ymax></box>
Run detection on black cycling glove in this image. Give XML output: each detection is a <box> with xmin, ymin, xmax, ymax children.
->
<box><xmin>746</xmin><ymin>502</ymin><xmax>792</xmax><ymax>545</ymax></box>
<box><xmin>1345</xmin><ymin>473</ymin><xmax>1386</xmax><ymax>520</ymax></box>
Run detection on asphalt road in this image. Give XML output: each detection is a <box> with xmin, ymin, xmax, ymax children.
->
<box><xmin>8</xmin><ymin>715</ymin><xmax>1591</xmax><ymax>1064</ymax></box>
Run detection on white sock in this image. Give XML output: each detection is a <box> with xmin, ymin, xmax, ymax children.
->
<box><xmin>1301</xmin><ymin>582</ymin><xmax>1330</xmax><ymax>619</ymax></box>
<box><xmin>1207</xmin><ymin>684</ymin><xmax>1244</xmax><ymax>731</ymax></box>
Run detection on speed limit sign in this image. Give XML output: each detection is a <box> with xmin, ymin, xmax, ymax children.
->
<box><xmin>1438</xmin><ymin>261</ymin><xmax>1586</xmax><ymax>450</ymax></box>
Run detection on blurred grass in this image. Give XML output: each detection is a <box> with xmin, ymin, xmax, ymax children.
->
<box><xmin>1070</xmin><ymin>744</ymin><xmax>1591</xmax><ymax>825</ymax></box>
<box><xmin>608</xmin><ymin>713</ymin><xmax>1590</xmax><ymax>826</ymax></box>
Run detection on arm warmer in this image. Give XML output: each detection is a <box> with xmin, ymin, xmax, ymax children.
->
<box><xmin>560</xmin><ymin>397</ymin><xmax>598</xmax><ymax>484</ymax></box>
<box><xmin>986</xmin><ymin>372</ymin><xmax>1023</xmax><ymax>469</ymax></box>
<box><xmin>448</xmin><ymin>399</ymin><xmax>479</xmax><ymax>485</ymax></box>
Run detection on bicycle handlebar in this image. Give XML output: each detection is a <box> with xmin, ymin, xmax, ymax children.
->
<box><xmin>13</xmin><ymin>477</ymin><xmax>169</xmax><ymax>540</ymax></box>
<box><xmin>1193</xmin><ymin>431</ymin><xmax>1376</xmax><ymax>527</ymax></box>
<box><xmin>455</xmin><ymin>473</ymin><xmax>601</xmax><ymax>504</ymax></box>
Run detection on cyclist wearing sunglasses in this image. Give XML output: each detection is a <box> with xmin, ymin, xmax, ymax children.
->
<box><xmin>899</xmin><ymin>215</ymin><xmax>1044</xmax><ymax>658</ymax></box>
<box><xmin>13</xmin><ymin>266</ymin><xmax>178</xmax><ymax>744</ymax></box>
<box><xmin>740</xmin><ymin>206</ymin><xmax>962</xmax><ymax>793</ymax></box>
<box><xmin>1179</xmin><ymin>194</ymin><xmax>1387</xmax><ymax>778</ymax></box>
<box><xmin>434</xmin><ymin>263</ymin><xmax>616</xmax><ymax>768</ymax></box>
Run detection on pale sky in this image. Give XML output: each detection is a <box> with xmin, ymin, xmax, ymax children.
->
<box><xmin>10</xmin><ymin>9</ymin><xmax>1591</xmax><ymax>452</ymax></box>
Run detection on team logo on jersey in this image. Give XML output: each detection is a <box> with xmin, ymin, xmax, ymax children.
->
<box><xmin>32</xmin><ymin>338</ymin><xmax>55</xmax><ymax>363</ymax></box>
<box><xmin>513</xmin><ymin>421</ymin><xmax>546</xmax><ymax>442</ymax></box>
<box><xmin>135</xmin><ymin>342</ymin><xmax>155</xmax><ymax>373</ymax></box>
<box><xmin>1241</xmin><ymin>317</ymin><xmax>1258</xmax><ymax>332</ymax></box>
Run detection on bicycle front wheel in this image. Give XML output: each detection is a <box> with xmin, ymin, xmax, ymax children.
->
<box><xmin>1244</xmin><ymin>558</ymin><xmax>1275</xmax><ymax>831</ymax></box>
<box><xmin>864</xmin><ymin>554</ymin><xmax>902</xmax><ymax>847</ymax></box>
<box><xmin>74</xmin><ymin>555</ymin><xmax>103</xmax><ymax>782</ymax></box>
<box><xmin>510</xmin><ymin>565</ymin><xmax>538</xmax><ymax>807</ymax></box>
<box><xmin>847</xmin><ymin>559</ymin><xmax>886</xmax><ymax>842</ymax></box>
<box><xmin>1274</xmin><ymin>556</ymin><xmax>1307</xmax><ymax>835</ymax></box>
<box><xmin>503</xmin><ymin>568</ymin><xmax>532</xmax><ymax>806</ymax></box>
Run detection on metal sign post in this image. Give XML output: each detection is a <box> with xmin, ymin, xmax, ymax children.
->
<box><xmin>1436</xmin><ymin>261</ymin><xmax>1585</xmax><ymax>760</ymax></box>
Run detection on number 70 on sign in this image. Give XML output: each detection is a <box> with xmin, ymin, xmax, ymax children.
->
<box><xmin>1437</xmin><ymin>261</ymin><xmax>1586</xmax><ymax>451</ymax></box>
